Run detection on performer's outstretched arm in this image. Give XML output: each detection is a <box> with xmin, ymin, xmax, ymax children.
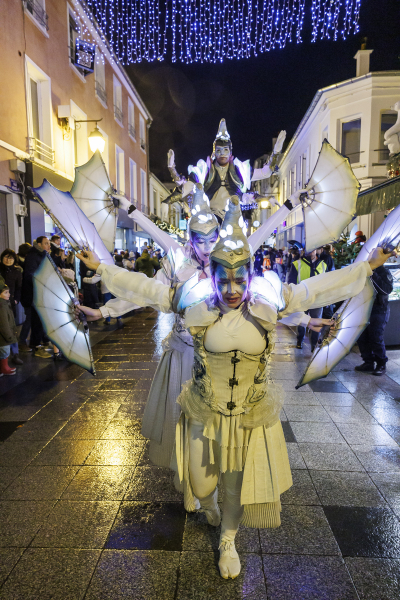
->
<box><xmin>117</xmin><ymin>195</ymin><xmax>181</xmax><ymax>254</ymax></box>
<box><xmin>248</xmin><ymin>189</ymin><xmax>302</xmax><ymax>252</ymax></box>
<box><xmin>280</xmin><ymin>248</ymin><xmax>393</xmax><ymax>318</ymax></box>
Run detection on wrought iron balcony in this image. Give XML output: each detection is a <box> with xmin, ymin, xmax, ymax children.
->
<box><xmin>128</xmin><ymin>123</ymin><xmax>136</xmax><ymax>139</ymax></box>
<box><xmin>28</xmin><ymin>138</ymin><xmax>55</xmax><ymax>165</ymax></box>
<box><xmin>24</xmin><ymin>0</ymin><xmax>49</xmax><ymax>30</ymax></box>
<box><xmin>114</xmin><ymin>104</ymin><xmax>123</xmax><ymax>123</ymax></box>
<box><xmin>95</xmin><ymin>81</ymin><xmax>107</xmax><ymax>105</ymax></box>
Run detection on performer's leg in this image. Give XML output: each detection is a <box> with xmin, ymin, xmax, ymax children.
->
<box><xmin>188</xmin><ymin>420</ymin><xmax>220</xmax><ymax>526</ymax></box>
<box><xmin>218</xmin><ymin>469</ymin><xmax>243</xmax><ymax>579</ymax></box>
<box><xmin>369</xmin><ymin>309</ymin><xmax>390</xmax><ymax>374</ymax></box>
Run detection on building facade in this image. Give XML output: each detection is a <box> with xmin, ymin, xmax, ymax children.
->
<box><xmin>274</xmin><ymin>51</ymin><xmax>400</xmax><ymax>248</ymax></box>
<box><xmin>0</xmin><ymin>0</ymin><xmax>152</xmax><ymax>253</ymax></box>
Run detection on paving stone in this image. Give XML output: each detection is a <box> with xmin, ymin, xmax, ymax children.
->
<box><xmin>283</xmin><ymin>392</ymin><xmax>321</xmax><ymax>405</ymax></box>
<box><xmin>281</xmin><ymin>469</ymin><xmax>320</xmax><ymax>505</ymax></box>
<box><xmin>335</xmin><ymin>423</ymin><xmax>398</xmax><ymax>446</ymax></box>
<box><xmin>281</xmin><ymin>420</ymin><xmax>296</xmax><ymax>443</ymax></box>
<box><xmin>177</xmin><ymin>551</ymin><xmax>268</xmax><ymax>600</ymax></box>
<box><xmin>369</xmin><ymin>473</ymin><xmax>400</xmax><ymax>513</ymax></box>
<box><xmin>324</xmin><ymin>404</ymin><xmax>377</xmax><ymax>423</ymax></box>
<box><xmin>263</xmin><ymin>555</ymin><xmax>358</xmax><ymax>599</ymax></box>
<box><xmin>0</xmin><ymin>440</ymin><xmax>46</xmax><ymax>467</ymax></box>
<box><xmin>0</xmin><ymin>547</ymin><xmax>24</xmax><ymax>585</ymax></box>
<box><xmin>290</xmin><ymin>421</ymin><xmax>345</xmax><ymax>444</ymax></box>
<box><xmin>0</xmin><ymin>465</ymin><xmax>79</xmax><ymax>500</ymax></box>
<box><xmin>31</xmin><ymin>439</ymin><xmax>96</xmax><ymax>465</ymax></box>
<box><xmin>285</xmin><ymin>405</ymin><xmax>332</xmax><ymax>422</ymax></box>
<box><xmin>298</xmin><ymin>443</ymin><xmax>364</xmax><ymax>471</ymax></box>
<box><xmin>345</xmin><ymin>557</ymin><xmax>400</xmax><ymax>600</ymax></box>
<box><xmin>100</xmin><ymin>418</ymin><xmax>144</xmax><ymax>439</ymax></box>
<box><xmin>106</xmin><ymin>501</ymin><xmax>186</xmax><ymax>551</ymax></box>
<box><xmin>55</xmin><ymin>419</ymin><xmax>111</xmax><ymax>439</ymax></box>
<box><xmin>310</xmin><ymin>470</ymin><xmax>387</xmax><ymax>507</ymax></box>
<box><xmin>352</xmin><ymin>445</ymin><xmax>400</xmax><ymax>472</ymax></box>
<box><xmin>32</xmin><ymin>500</ymin><xmax>120</xmax><ymax>548</ymax></box>
<box><xmin>86</xmin><ymin>549</ymin><xmax>179</xmax><ymax>600</ymax></box>
<box><xmin>62</xmin><ymin>466</ymin><xmax>134</xmax><ymax>500</ymax></box>
<box><xmin>125</xmin><ymin>466</ymin><xmax>182</xmax><ymax>502</ymax></box>
<box><xmin>259</xmin><ymin>505</ymin><xmax>340</xmax><ymax>555</ymax></box>
<box><xmin>84</xmin><ymin>439</ymin><xmax>144</xmax><ymax>466</ymax></box>
<box><xmin>0</xmin><ymin>548</ymin><xmax>100</xmax><ymax>600</ymax></box>
<box><xmin>324</xmin><ymin>506</ymin><xmax>400</xmax><ymax>558</ymax></box>
<box><xmin>309</xmin><ymin>380</ymin><xmax>349</xmax><ymax>393</ymax></box>
<box><xmin>286</xmin><ymin>442</ymin><xmax>306</xmax><ymax>469</ymax></box>
<box><xmin>0</xmin><ymin>500</ymin><xmax>55</xmax><ymax>546</ymax></box>
<box><xmin>0</xmin><ymin>466</ymin><xmax>23</xmax><ymax>493</ymax></box>
<box><xmin>314</xmin><ymin>392</ymin><xmax>359</xmax><ymax>406</ymax></box>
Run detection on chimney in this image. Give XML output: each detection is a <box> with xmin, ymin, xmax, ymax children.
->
<box><xmin>354</xmin><ymin>38</ymin><xmax>373</xmax><ymax>77</ymax></box>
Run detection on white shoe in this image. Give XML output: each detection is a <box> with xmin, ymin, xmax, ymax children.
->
<box><xmin>201</xmin><ymin>503</ymin><xmax>221</xmax><ymax>527</ymax></box>
<box><xmin>218</xmin><ymin>539</ymin><xmax>241</xmax><ymax>579</ymax></box>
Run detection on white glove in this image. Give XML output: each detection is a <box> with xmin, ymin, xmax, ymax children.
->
<box><xmin>182</xmin><ymin>181</ymin><xmax>195</xmax><ymax>198</ymax></box>
<box><xmin>288</xmin><ymin>188</ymin><xmax>307</xmax><ymax>207</ymax></box>
<box><xmin>168</xmin><ymin>149</ymin><xmax>175</xmax><ymax>168</ymax></box>
<box><xmin>114</xmin><ymin>194</ymin><xmax>133</xmax><ymax>212</ymax></box>
<box><xmin>273</xmin><ymin>130</ymin><xmax>286</xmax><ymax>154</ymax></box>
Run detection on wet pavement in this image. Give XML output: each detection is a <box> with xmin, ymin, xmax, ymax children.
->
<box><xmin>0</xmin><ymin>309</ymin><xmax>400</xmax><ymax>599</ymax></box>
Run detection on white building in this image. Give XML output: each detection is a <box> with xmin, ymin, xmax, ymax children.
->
<box><xmin>149</xmin><ymin>173</ymin><xmax>170</xmax><ymax>222</ymax></box>
<box><xmin>275</xmin><ymin>50</ymin><xmax>400</xmax><ymax>248</ymax></box>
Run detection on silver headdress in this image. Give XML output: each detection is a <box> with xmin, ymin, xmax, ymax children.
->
<box><xmin>210</xmin><ymin>196</ymin><xmax>252</xmax><ymax>269</ymax></box>
<box><xmin>213</xmin><ymin>119</ymin><xmax>232</xmax><ymax>155</ymax></box>
<box><xmin>189</xmin><ymin>183</ymin><xmax>219</xmax><ymax>236</ymax></box>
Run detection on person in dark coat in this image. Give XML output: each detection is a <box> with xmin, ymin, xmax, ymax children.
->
<box><xmin>20</xmin><ymin>236</ymin><xmax>52</xmax><ymax>358</ymax></box>
<box><xmin>0</xmin><ymin>249</ymin><xmax>22</xmax><ymax>314</ymax></box>
<box><xmin>355</xmin><ymin>265</ymin><xmax>393</xmax><ymax>376</ymax></box>
<box><xmin>135</xmin><ymin>249</ymin><xmax>160</xmax><ymax>278</ymax></box>
<box><xmin>0</xmin><ymin>249</ymin><xmax>23</xmax><ymax>364</ymax></box>
<box><xmin>0</xmin><ymin>281</ymin><xmax>18</xmax><ymax>376</ymax></box>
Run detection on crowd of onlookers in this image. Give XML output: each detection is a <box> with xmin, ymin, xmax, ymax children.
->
<box><xmin>0</xmin><ymin>234</ymin><xmax>165</xmax><ymax>377</ymax></box>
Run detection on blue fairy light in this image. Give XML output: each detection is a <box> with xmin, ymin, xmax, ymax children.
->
<box><xmin>82</xmin><ymin>0</ymin><xmax>363</xmax><ymax>64</ymax></box>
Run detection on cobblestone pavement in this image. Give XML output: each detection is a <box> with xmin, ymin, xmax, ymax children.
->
<box><xmin>0</xmin><ymin>309</ymin><xmax>400</xmax><ymax>599</ymax></box>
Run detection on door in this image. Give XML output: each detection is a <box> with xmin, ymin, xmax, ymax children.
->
<box><xmin>0</xmin><ymin>193</ymin><xmax>9</xmax><ymax>253</ymax></box>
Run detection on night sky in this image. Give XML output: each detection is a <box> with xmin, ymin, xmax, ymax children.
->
<box><xmin>126</xmin><ymin>0</ymin><xmax>400</xmax><ymax>182</ymax></box>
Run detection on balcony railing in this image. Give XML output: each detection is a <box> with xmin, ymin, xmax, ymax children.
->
<box><xmin>95</xmin><ymin>81</ymin><xmax>107</xmax><ymax>105</ymax></box>
<box><xmin>28</xmin><ymin>137</ymin><xmax>55</xmax><ymax>165</ymax></box>
<box><xmin>140</xmin><ymin>138</ymin><xmax>146</xmax><ymax>151</ymax></box>
<box><xmin>141</xmin><ymin>203</ymin><xmax>150</xmax><ymax>215</ymax></box>
<box><xmin>24</xmin><ymin>0</ymin><xmax>49</xmax><ymax>30</ymax></box>
<box><xmin>114</xmin><ymin>104</ymin><xmax>123</xmax><ymax>123</ymax></box>
<box><xmin>128</xmin><ymin>123</ymin><xmax>136</xmax><ymax>139</ymax></box>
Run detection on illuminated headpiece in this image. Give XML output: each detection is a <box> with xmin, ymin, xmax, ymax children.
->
<box><xmin>210</xmin><ymin>196</ymin><xmax>252</xmax><ymax>269</ymax></box>
<box><xmin>189</xmin><ymin>183</ymin><xmax>219</xmax><ymax>236</ymax></box>
<box><xmin>213</xmin><ymin>118</ymin><xmax>232</xmax><ymax>155</ymax></box>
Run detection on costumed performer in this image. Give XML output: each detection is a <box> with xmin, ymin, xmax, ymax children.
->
<box><xmin>75</xmin><ymin>197</ymin><xmax>390</xmax><ymax>580</ymax></box>
<box><xmin>80</xmin><ymin>187</ymin><xmax>325</xmax><ymax>469</ymax></box>
<box><xmin>167</xmin><ymin>119</ymin><xmax>286</xmax><ymax>221</ymax></box>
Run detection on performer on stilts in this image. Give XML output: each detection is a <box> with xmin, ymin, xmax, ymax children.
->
<box><xmin>167</xmin><ymin>119</ymin><xmax>286</xmax><ymax>221</ymax></box>
<box><xmin>76</xmin><ymin>195</ymin><xmax>389</xmax><ymax>580</ymax></box>
<box><xmin>82</xmin><ymin>186</ymin><xmax>324</xmax><ymax>469</ymax></box>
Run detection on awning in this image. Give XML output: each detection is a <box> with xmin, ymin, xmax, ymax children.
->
<box><xmin>356</xmin><ymin>175</ymin><xmax>400</xmax><ymax>216</ymax></box>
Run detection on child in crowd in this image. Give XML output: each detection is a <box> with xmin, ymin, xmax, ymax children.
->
<box><xmin>0</xmin><ymin>279</ymin><xmax>18</xmax><ymax>376</ymax></box>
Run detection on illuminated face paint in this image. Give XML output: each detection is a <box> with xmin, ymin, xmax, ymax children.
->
<box><xmin>214</xmin><ymin>263</ymin><xmax>249</xmax><ymax>309</ymax></box>
<box><xmin>215</xmin><ymin>144</ymin><xmax>231</xmax><ymax>166</ymax></box>
<box><xmin>190</xmin><ymin>230</ymin><xmax>218</xmax><ymax>265</ymax></box>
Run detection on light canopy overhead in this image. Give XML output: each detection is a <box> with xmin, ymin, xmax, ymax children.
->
<box><xmin>82</xmin><ymin>0</ymin><xmax>363</xmax><ymax>64</ymax></box>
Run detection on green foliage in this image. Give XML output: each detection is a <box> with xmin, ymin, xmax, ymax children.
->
<box><xmin>332</xmin><ymin>233</ymin><xmax>362</xmax><ymax>268</ymax></box>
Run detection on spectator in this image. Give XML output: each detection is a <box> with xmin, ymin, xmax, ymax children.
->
<box><xmin>355</xmin><ymin>265</ymin><xmax>393</xmax><ymax>376</ymax></box>
<box><xmin>0</xmin><ymin>281</ymin><xmax>17</xmax><ymax>376</ymax></box>
<box><xmin>80</xmin><ymin>261</ymin><xmax>100</xmax><ymax>309</ymax></box>
<box><xmin>0</xmin><ymin>249</ymin><xmax>23</xmax><ymax>365</ymax></box>
<box><xmin>288</xmin><ymin>248</ymin><xmax>327</xmax><ymax>350</ymax></box>
<box><xmin>115</xmin><ymin>254</ymin><xmax>124</xmax><ymax>267</ymax></box>
<box><xmin>135</xmin><ymin>248</ymin><xmax>160</xmax><ymax>278</ymax></box>
<box><xmin>317</xmin><ymin>245</ymin><xmax>335</xmax><ymax>272</ymax></box>
<box><xmin>50</xmin><ymin>234</ymin><xmax>61</xmax><ymax>251</ymax></box>
<box><xmin>16</xmin><ymin>242</ymin><xmax>31</xmax><ymax>269</ymax></box>
<box><xmin>0</xmin><ymin>249</ymin><xmax>22</xmax><ymax>315</ymax></box>
<box><xmin>20</xmin><ymin>236</ymin><xmax>53</xmax><ymax>358</ymax></box>
<box><xmin>51</xmin><ymin>246</ymin><xmax>66</xmax><ymax>269</ymax></box>
<box><xmin>273</xmin><ymin>249</ymin><xmax>285</xmax><ymax>281</ymax></box>
<box><xmin>122</xmin><ymin>251</ymin><xmax>134</xmax><ymax>270</ymax></box>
